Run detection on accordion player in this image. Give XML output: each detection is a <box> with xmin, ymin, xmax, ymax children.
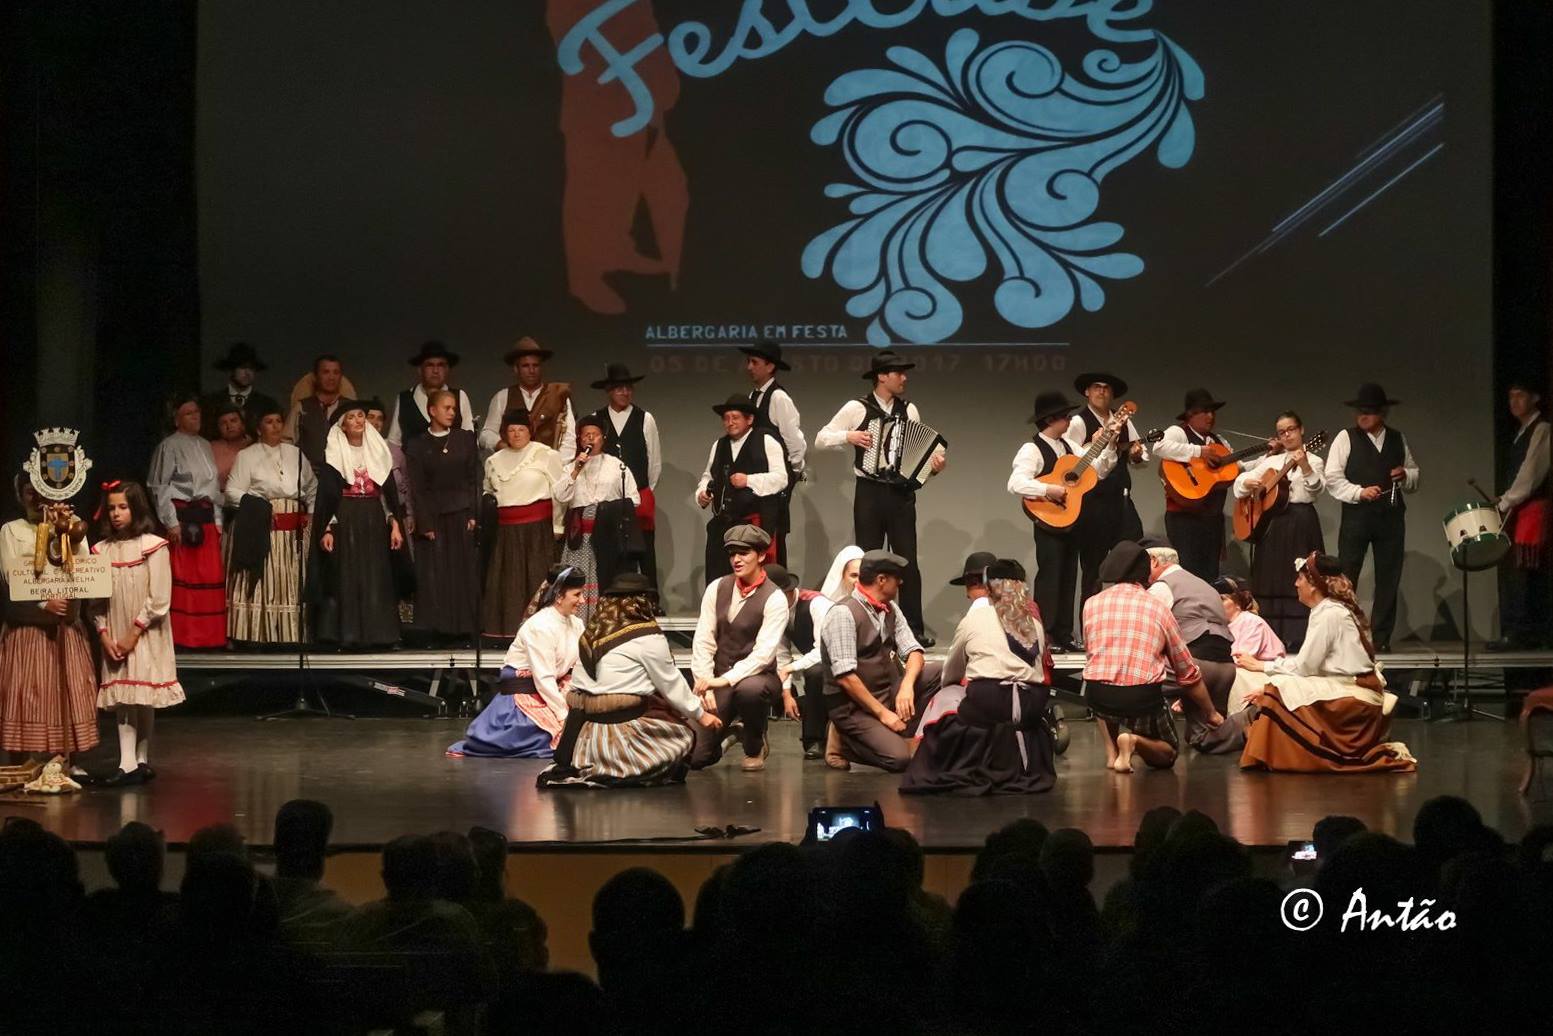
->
<box><xmin>861</xmin><ymin>416</ymin><xmax>948</xmax><ymax>488</ymax></box>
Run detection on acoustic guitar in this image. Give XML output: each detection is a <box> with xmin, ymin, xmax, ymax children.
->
<box><xmin>1022</xmin><ymin>403</ymin><xmax>1163</xmax><ymax>529</ymax></box>
<box><xmin>1159</xmin><ymin>438</ymin><xmax>1272</xmax><ymax>501</ymax></box>
<box><xmin>1231</xmin><ymin>431</ymin><xmax>1327</xmax><ymax>542</ymax></box>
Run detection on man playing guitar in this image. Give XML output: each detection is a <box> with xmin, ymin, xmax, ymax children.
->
<box><xmin>1153</xmin><ymin>388</ymin><xmax>1234</xmax><ymax>581</ymax></box>
<box><xmin>1065</xmin><ymin>372</ymin><xmax>1148</xmax><ymax>608</ymax></box>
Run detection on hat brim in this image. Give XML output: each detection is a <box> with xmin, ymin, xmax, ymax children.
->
<box><xmin>712</xmin><ymin>403</ymin><xmax>757</xmax><ymax>416</ymax></box>
<box><xmin>504</xmin><ymin>349</ymin><xmax>554</xmax><ymax>365</ymax></box>
<box><xmin>1177</xmin><ymin>401</ymin><xmax>1227</xmax><ymax>421</ymax></box>
<box><xmin>1027</xmin><ymin>403</ymin><xmax>1081</xmax><ymax>425</ymax></box>
<box><xmin>1072</xmin><ymin>373</ymin><xmax>1127</xmax><ymax>396</ymax></box>
<box><xmin>737</xmin><ymin>347</ymin><xmax>791</xmax><ymax>371</ymax></box>
<box><xmin>590</xmin><ymin>375</ymin><xmax>646</xmax><ymax>390</ymax></box>
<box><xmin>947</xmin><ymin>574</ymin><xmax>974</xmax><ymax>586</ymax></box>
<box><xmin>213</xmin><ymin>356</ymin><xmax>267</xmax><ymax>372</ymax></box>
<box><xmin>861</xmin><ymin>364</ymin><xmax>915</xmax><ymax>379</ymax></box>
<box><xmin>1344</xmin><ymin>397</ymin><xmax>1401</xmax><ymax>409</ymax></box>
<box><xmin>409</xmin><ymin>352</ymin><xmax>462</xmax><ymax>367</ymax></box>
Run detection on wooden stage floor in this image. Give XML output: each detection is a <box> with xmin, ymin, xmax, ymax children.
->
<box><xmin>8</xmin><ymin>716</ymin><xmax>1547</xmax><ymax>851</ymax></box>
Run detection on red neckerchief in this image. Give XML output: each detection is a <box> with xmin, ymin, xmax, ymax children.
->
<box><xmin>735</xmin><ymin>569</ymin><xmax>768</xmax><ymax>599</ymax></box>
<box><xmin>856</xmin><ymin>585</ymin><xmax>891</xmax><ymax>613</ymax></box>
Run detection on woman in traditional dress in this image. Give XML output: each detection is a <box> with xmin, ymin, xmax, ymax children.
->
<box><xmin>1232</xmin><ymin>411</ymin><xmax>1325</xmax><ymax>649</ymax></box>
<box><xmin>224</xmin><ymin>404</ymin><xmax>317</xmax><ymax>645</ymax></box>
<box><xmin>789</xmin><ymin>545</ymin><xmax>862</xmax><ymax>759</ymax></box>
<box><xmin>0</xmin><ymin>476</ymin><xmax>98</xmax><ymax>784</ymax></box>
<box><xmin>147</xmin><ymin>393</ymin><xmax>226</xmax><ymax>648</ymax></box>
<box><xmin>448</xmin><ymin>564</ymin><xmax>585</xmax><ymax>759</ymax></box>
<box><xmin>538</xmin><ymin>572</ymin><xmax>722</xmax><ymax>789</ymax></box>
<box><xmin>481</xmin><ymin>408</ymin><xmax>563</xmax><ymax>638</ymax></box>
<box><xmin>313</xmin><ymin>400</ymin><xmax>406</xmax><ymax>648</ymax></box>
<box><xmin>1214</xmin><ymin>576</ymin><xmax>1285</xmax><ymax>662</ymax></box>
<box><xmin>90</xmin><ymin>480</ymin><xmax>184</xmax><ymax>786</ymax></box>
<box><xmin>552</xmin><ymin>414</ymin><xmax>638</xmax><ymax>623</ymax></box>
<box><xmin>1235</xmin><ymin>553</ymin><xmax>1415</xmax><ymax>773</ymax></box>
<box><xmin>903</xmin><ymin>559</ymin><xmax>1056</xmax><ymax>795</ymax></box>
<box><xmin>405</xmin><ymin>389</ymin><xmax>481</xmax><ymax>641</ymax></box>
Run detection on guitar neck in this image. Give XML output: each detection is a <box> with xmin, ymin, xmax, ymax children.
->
<box><xmin>1072</xmin><ymin>414</ymin><xmax>1131</xmax><ymax>475</ymax></box>
<box><xmin>1223</xmin><ymin>442</ymin><xmax>1273</xmax><ymax>465</ymax></box>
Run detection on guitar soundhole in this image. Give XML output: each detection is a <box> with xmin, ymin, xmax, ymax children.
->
<box><xmin>1064</xmin><ymin>473</ymin><xmax>1078</xmax><ymax>485</ymax></box>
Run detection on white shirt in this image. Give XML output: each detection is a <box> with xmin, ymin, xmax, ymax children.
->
<box><xmin>751</xmin><ymin>379</ymin><xmax>807</xmax><ymax>474</ymax></box>
<box><xmin>1063</xmin><ymin>407</ymin><xmax>1150</xmax><ymax>464</ymax></box>
<box><xmin>385</xmin><ymin>385</ymin><xmax>476</xmax><ymax>447</ymax></box>
<box><xmin>501</xmin><ymin>606</ymin><xmax>584</xmax><ymax>721</ymax></box>
<box><xmin>942</xmin><ymin>596</ymin><xmax>1045</xmax><ymax>685</ymax></box>
<box><xmin>1323</xmin><ymin>427</ymin><xmax>1419</xmax><ymax>504</ymax></box>
<box><xmin>147</xmin><ymin>432</ymin><xmax>223</xmax><ymax>530</ymax></box>
<box><xmin>1500</xmin><ymin>413</ymin><xmax>1550</xmax><ymax>514</ymax></box>
<box><xmin>1265</xmin><ymin>598</ymin><xmax>1374</xmax><ymax>677</ymax></box>
<box><xmin>224</xmin><ymin>442</ymin><xmax>317</xmax><ymax>509</ymax></box>
<box><xmin>695</xmin><ymin>431</ymin><xmax>790</xmax><ymax>500</ymax></box>
<box><xmin>553</xmin><ymin>454</ymin><xmax>639</xmax><ymax>509</ymax></box>
<box><xmin>690</xmin><ymin>577</ymin><xmax>790</xmax><ymax>685</ymax></box>
<box><xmin>1233</xmin><ymin>451</ymin><xmax>1325</xmax><ymax>504</ymax></box>
<box><xmin>604</xmin><ymin>405</ymin><xmax>661</xmax><ymax>490</ymax></box>
<box><xmin>570</xmin><ymin>634</ymin><xmax>705</xmax><ymax>721</ymax></box>
<box><xmin>1007</xmin><ymin>431</ymin><xmax>1115</xmax><ymax>499</ymax></box>
<box><xmin>479</xmin><ymin>386</ymin><xmax>578</xmax><ymax>463</ymax></box>
<box><xmin>1152</xmin><ymin>424</ymin><xmax>1228</xmax><ymax>462</ymax></box>
<box><xmin>815</xmin><ymin>393</ymin><xmax>946</xmax><ymax>477</ymax></box>
<box><xmin>484</xmin><ymin>443</ymin><xmax>565</xmax><ymax>535</ymax></box>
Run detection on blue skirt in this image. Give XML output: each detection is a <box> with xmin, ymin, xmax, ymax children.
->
<box><xmin>448</xmin><ymin>692</ymin><xmax>554</xmax><ymax>759</ymax></box>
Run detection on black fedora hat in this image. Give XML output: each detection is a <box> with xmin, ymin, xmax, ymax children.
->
<box><xmin>985</xmin><ymin>558</ymin><xmax>1027</xmax><ymax>582</ymax></box>
<box><xmin>861</xmin><ymin>349</ymin><xmax>915</xmax><ymax>380</ymax></box>
<box><xmin>212</xmin><ymin>341</ymin><xmax>267</xmax><ymax>372</ymax></box>
<box><xmin>602</xmin><ymin>571</ymin><xmax>656</xmax><ymax>596</ymax></box>
<box><xmin>408</xmin><ymin>340</ymin><xmax>461</xmax><ymax>367</ymax></box>
<box><xmin>590</xmin><ymin>363</ymin><xmax>646</xmax><ymax>390</ymax></box>
<box><xmin>503</xmin><ymin>336</ymin><xmax>553</xmax><ymax>365</ymax></box>
<box><xmin>1072</xmin><ymin>371</ymin><xmax>1128</xmax><ymax>396</ymax></box>
<box><xmin>1344</xmin><ymin>382</ymin><xmax>1401</xmax><ymax>410</ymax></box>
<box><xmin>1177</xmin><ymin>388</ymin><xmax>1227</xmax><ymax>421</ymax></box>
<box><xmin>948</xmin><ymin>551</ymin><xmax>998</xmax><ymax>586</ymax></box>
<box><xmin>712</xmin><ymin>393</ymin><xmax>757</xmax><ymax>417</ymax></box>
<box><xmin>738</xmin><ymin>340</ymin><xmax>791</xmax><ymax>371</ymax></box>
<box><xmin>1028</xmin><ymin>390</ymin><xmax>1081</xmax><ymax>427</ymax></box>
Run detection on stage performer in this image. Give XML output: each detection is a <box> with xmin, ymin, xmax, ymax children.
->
<box><xmin>1066</xmin><ymin>372</ymin><xmax>1147</xmax><ymax>602</ymax></box>
<box><xmin>284</xmin><ymin>354</ymin><xmax>349</xmax><ymax>470</ymax></box>
<box><xmin>147</xmin><ymin>393</ymin><xmax>227</xmax><ymax>649</ymax></box>
<box><xmin>365</xmin><ymin>399</ymin><xmax>414</xmax><ymax>542</ymax></box>
<box><xmin>553</xmin><ymin>413</ymin><xmax>639</xmax><ymax>622</ymax></box>
<box><xmin>819</xmin><ymin>549</ymin><xmax>943</xmax><ymax>773</ymax></box>
<box><xmin>904</xmin><ymin>558</ymin><xmax>1053</xmax><ymax>795</ymax></box>
<box><xmin>1236</xmin><ymin>553</ymin><xmax>1415</xmax><ymax>774</ymax></box>
<box><xmin>210</xmin><ymin>404</ymin><xmax>252</xmax><ymax>494</ymax></box>
<box><xmin>405</xmin><ymin>389</ymin><xmax>482</xmax><ymax>641</ymax></box>
<box><xmin>687</xmin><ymin>525</ymin><xmax>789</xmax><ymax>772</ymax></box>
<box><xmin>0</xmin><ymin>477</ymin><xmax>99</xmax><ymax>783</ymax></box>
<box><xmin>224</xmin><ymin>405</ymin><xmax>317</xmax><ymax>645</ymax></box>
<box><xmin>449</xmin><ymin>564</ymin><xmax>586</xmax><ymax>759</ymax></box>
<box><xmin>1152</xmin><ymin>388</ymin><xmax>1234</xmax><ymax>582</ymax></box>
<box><xmin>1324</xmin><ymin>383</ymin><xmax>1418</xmax><ymax>652</ymax></box>
<box><xmin>386</xmin><ymin>340</ymin><xmax>475</xmax><ymax>449</ymax></box>
<box><xmin>1143</xmin><ymin>540</ymin><xmax>1243</xmax><ymax>754</ymax></box>
<box><xmin>538</xmin><ymin>572</ymin><xmax>722</xmax><ymax>789</ymax></box>
<box><xmin>696</xmin><ymin>394</ymin><xmax>787</xmax><ymax>584</ymax></box>
<box><xmin>313</xmin><ymin>400</ymin><xmax>406</xmax><ymax>648</ymax></box>
<box><xmin>1214</xmin><ymin>577</ymin><xmax>1286</xmax><ymax>662</ymax></box>
<box><xmin>816</xmin><ymin>350</ymin><xmax>947</xmax><ymax>641</ymax></box>
<box><xmin>201</xmin><ymin>341</ymin><xmax>280</xmax><ymax>440</ymax></box>
<box><xmin>762</xmin><ymin>562</ymin><xmax>805</xmax><ymax>736</ymax></box>
<box><xmin>480</xmin><ymin>337</ymin><xmax>576</xmax><ymax>463</ymax></box>
<box><xmin>788</xmin><ymin>545</ymin><xmax>862</xmax><ymax>761</ymax></box>
<box><xmin>1493</xmin><ymin>380</ymin><xmax>1550</xmax><ymax>649</ymax></box>
<box><xmin>586</xmin><ymin>364</ymin><xmax>661</xmax><ymax>592</ymax></box>
<box><xmin>1009</xmin><ymin>390</ymin><xmax>1114</xmax><ymax>652</ymax></box>
<box><xmin>481</xmin><ymin>408</ymin><xmax>564</xmax><ymax>638</ymax></box>
<box><xmin>740</xmin><ymin>340</ymin><xmax>806</xmax><ymax>565</ymax></box>
<box><xmin>1231</xmin><ymin>411</ymin><xmax>1324</xmax><ymax>649</ymax></box>
<box><xmin>91</xmin><ymin>480</ymin><xmax>184</xmax><ymax>786</ymax></box>
<box><xmin>1081</xmin><ymin>541</ymin><xmax>1223</xmax><ymax>774</ymax></box>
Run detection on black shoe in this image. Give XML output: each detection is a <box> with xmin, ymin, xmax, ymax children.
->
<box><xmin>99</xmin><ymin>768</ymin><xmax>146</xmax><ymax>788</ymax></box>
<box><xmin>802</xmin><ymin>743</ymin><xmax>822</xmax><ymax>760</ymax></box>
<box><xmin>918</xmin><ymin>634</ymin><xmax>936</xmax><ymax>649</ymax></box>
<box><xmin>136</xmin><ymin>763</ymin><xmax>157</xmax><ymax>782</ymax></box>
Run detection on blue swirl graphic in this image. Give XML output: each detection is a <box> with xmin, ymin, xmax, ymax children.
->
<box><xmin>803</xmin><ymin>27</ymin><xmax>1204</xmax><ymax>344</ymax></box>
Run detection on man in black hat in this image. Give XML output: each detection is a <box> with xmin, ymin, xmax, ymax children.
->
<box><xmin>815</xmin><ymin>349</ymin><xmax>947</xmax><ymax>641</ymax></box>
<box><xmin>585</xmin><ymin>364</ymin><xmax>661</xmax><ymax>592</ymax></box>
<box><xmin>386</xmin><ymin>341</ymin><xmax>475</xmax><ymax>448</ymax></box>
<box><xmin>202</xmin><ymin>342</ymin><xmax>280</xmax><ymax>440</ymax></box>
<box><xmin>818</xmin><ymin>549</ymin><xmax>941</xmax><ymax>772</ymax></box>
<box><xmin>1152</xmin><ymin>388</ymin><xmax>1233</xmax><ymax>582</ymax></box>
<box><xmin>948</xmin><ymin>551</ymin><xmax>998</xmax><ymax>603</ymax></box>
<box><xmin>1492</xmin><ymin>380</ymin><xmax>1550</xmax><ymax>649</ymax></box>
<box><xmin>479</xmin><ymin>337</ymin><xmax>576</xmax><ymax>462</ymax></box>
<box><xmin>696</xmin><ymin>394</ymin><xmax>788</xmax><ymax>584</ymax></box>
<box><xmin>1009</xmin><ymin>390</ymin><xmax>1116</xmax><ymax>651</ymax></box>
<box><xmin>689</xmin><ymin>524</ymin><xmax>790</xmax><ymax>772</ymax></box>
<box><xmin>1066</xmin><ymin>372</ymin><xmax>1148</xmax><ymax>603</ymax></box>
<box><xmin>740</xmin><ymin>340</ymin><xmax>806</xmax><ymax>565</ymax></box>
<box><xmin>1323</xmin><ymin>383</ymin><xmax>1418</xmax><ymax>651</ymax></box>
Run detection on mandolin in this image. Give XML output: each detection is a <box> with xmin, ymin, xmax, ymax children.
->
<box><xmin>1023</xmin><ymin>403</ymin><xmax>1163</xmax><ymax>529</ymax></box>
<box><xmin>1232</xmin><ymin>431</ymin><xmax>1327</xmax><ymax>542</ymax></box>
<box><xmin>1159</xmin><ymin>438</ymin><xmax>1272</xmax><ymax>501</ymax></box>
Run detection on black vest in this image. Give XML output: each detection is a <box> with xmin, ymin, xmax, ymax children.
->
<box><xmin>853</xmin><ymin>393</ymin><xmax>909</xmax><ymax>479</ymax></box>
<box><xmin>1032</xmin><ymin>432</ymin><xmax>1072</xmax><ymax>473</ymax></box>
<box><xmin>397</xmin><ymin>387</ymin><xmax>462</xmax><ymax>446</ymax></box>
<box><xmin>1502</xmin><ymin>414</ymin><xmax>1547</xmax><ymax>499</ymax></box>
<box><xmin>597</xmin><ymin>406</ymin><xmax>651</xmax><ymax>489</ymax></box>
<box><xmin>752</xmin><ymin>381</ymin><xmax>795</xmax><ymax>479</ymax></box>
<box><xmin>1342</xmin><ymin>425</ymin><xmax>1407</xmax><ymax>513</ymax></box>
<box><xmin>1078</xmin><ymin>408</ymin><xmax>1132</xmax><ymax>495</ymax></box>
<box><xmin>790</xmin><ymin>592</ymin><xmax>818</xmax><ymax>655</ymax></box>
<box><xmin>296</xmin><ymin>397</ymin><xmax>337</xmax><ymax>467</ymax></box>
<box><xmin>709</xmin><ymin>429</ymin><xmax>780</xmax><ymax>524</ymax></box>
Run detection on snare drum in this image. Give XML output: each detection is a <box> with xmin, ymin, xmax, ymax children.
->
<box><xmin>1442</xmin><ymin>501</ymin><xmax>1509</xmax><ymax>571</ymax></box>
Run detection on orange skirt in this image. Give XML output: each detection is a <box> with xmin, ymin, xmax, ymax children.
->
<box><xmin>1240</xmin><ymin>687</ymin><xmax>1415</xmax><ymax>774</ymax></box>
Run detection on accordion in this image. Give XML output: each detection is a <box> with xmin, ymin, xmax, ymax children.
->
<box><xmin>862</xmin><ymin>417</ymin><xmax>947</xmax><ymax>488</ymax></box>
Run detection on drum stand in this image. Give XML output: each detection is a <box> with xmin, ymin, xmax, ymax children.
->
<box><xmin>1442</xmin><ymin>563</ymin><xmax>1504</xmax><ymax>722</ymax></box>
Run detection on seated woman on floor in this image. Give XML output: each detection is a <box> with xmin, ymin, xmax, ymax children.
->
<box><xmin>1234</xmin><ymin>553</ymin><xmax>1415</xmax><ymax>774</ymax></box>
<box><xmin>903</xmin><ymin>558</ymin><xmax>1056</xmax><ymax>796</ymax></box>
<box><xmin>448</xmin><ymin>564</ymin><xmax>586</xmax><ymax>759</ymax></box>
<box><xmin>1215</xmin><ymin>576</ymin><xmax>1285</xmax><ymax>662</ymax></box>
<box><xmin>538</xmin><ymin>572</ymin><xmax>722</xmax><ymax>789</ymax></box>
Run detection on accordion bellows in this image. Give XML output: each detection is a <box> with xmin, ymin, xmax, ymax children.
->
<box><xmin>862</xmin><ymin>417</ymin><xmax>947</xmax><ymax>487</ymax></box>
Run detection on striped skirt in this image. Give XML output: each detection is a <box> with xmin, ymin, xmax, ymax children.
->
<box><xmin>0</xmin><ymin>623</ymin><xmax>100</xmax><ymax>754</ymax></box>
<box><xmin>538</xmin><ymin>693</ymin><xmax>694</xmax><ymax>789</ymax></box>
<box><xmin>558</xmin><ymin>504</ymin><xmax>599</xmax><ymax>623</ymax></box>
<box><xmin>227</xmin><ymin>499</ymin><xmax>310</xmax><ymax>644</ymax></box>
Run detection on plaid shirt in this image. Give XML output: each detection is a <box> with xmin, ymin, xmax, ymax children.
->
<box><xmin>1081</xmin><ymin>583</ymin><xmax>1202</xmax><ymax>687</ymax></box>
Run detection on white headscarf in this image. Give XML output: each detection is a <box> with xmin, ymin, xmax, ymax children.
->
<box><xmin>324</xmin><ymin>418</ymin><xmax>393</xmax><ymax>488</ymax></box>
<box><xmin>819</xmin><ymin>545</ymin><xmax>864</xmax><ymax>602</ymax></box>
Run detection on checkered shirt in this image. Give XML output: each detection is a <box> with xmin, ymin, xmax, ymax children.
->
<box><xmin>1081</xmin><ymin>582</ymin><xmax>1202</xmax><ymax>687</ymax></box>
